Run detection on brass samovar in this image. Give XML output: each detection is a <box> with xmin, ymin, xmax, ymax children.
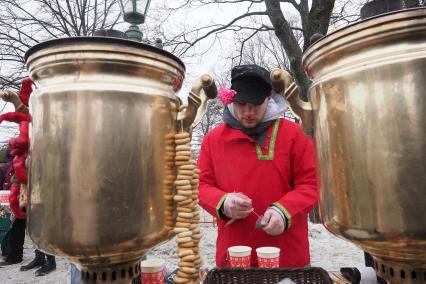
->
<box><xmin>280</xmin><ymin>7</ymin><xmax>426</xmax><ymax>284</ymax></box>
<box><xmin>25</xmin><ymin>37</ymin><xmax>216</xmax><ymax>283</ymax></box>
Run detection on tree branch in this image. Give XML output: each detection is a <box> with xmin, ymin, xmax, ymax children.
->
<box><xmin>264</xmin><ymin>0</ymin><xmax>311</xmax><ymax>99</ymax></box>
<box><xmin>180</xmin><ymin>11</ymin><xmax>268</xmax><ymax>55</ymax></box>
<box><xmin>304</xmin><ymin>0</ymin><xmax>335</xmax><ymax>51</ymax></box>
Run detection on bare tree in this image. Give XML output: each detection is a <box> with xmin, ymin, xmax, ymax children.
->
<box><xmin>159</xmin><ymin>0</ymin><xmax>370</xmax><ymax>100</ymax></box>
<box><xmin>264</xmin><ymin>0</ymin><xmax>333</xmax><ymax>99</ymax></box>
<box><xmin>0</xmin><ymin>0</ymin><xmax>123</xmax><ymax>142</ymax></box>
<box><xmin>232</xmin><ymin>29</ymin><xmax>292</xmax><ymax>71</ymax></box>
<box><xmin>0</xmin><ymin>0</ymin><xmax>122</xmax><ymax>90</ymax></box>
<box><xmin>403</xmin><ymin>0</ymin><xmax>425</xmax><ymax>7</ymax></box>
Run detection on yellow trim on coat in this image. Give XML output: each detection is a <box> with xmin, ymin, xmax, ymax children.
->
<box><xmin>272</xmin><ymin>202</ymin><xmax>292</xmax><ymax>229</ymax></box>
<box><xmin>216</xmin><ymin>193</ymin><xmax>228</xmax><ymax>220</ymax></box>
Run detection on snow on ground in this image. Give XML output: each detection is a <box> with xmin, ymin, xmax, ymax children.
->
<box><xmin>308</xmin><ymin>223</ymin><xmax>364</xmax><ymax>271</ymax></box>
<box><xmin>0</xmin><ymin>239</ymin><xmax>70</xmax><ymax>284</ymax></box>
<box><xmin>0</xmin><ymin>221</ymin><xmax>365</xmax><ymax>283</ymax></box>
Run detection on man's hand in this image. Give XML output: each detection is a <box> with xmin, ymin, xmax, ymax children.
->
<box><xmin>223</xmin><ymin>192</ymin><xmax>252</xmax><ymax>219</ymax></box>
<box><xmin>261</xmin><ymin>207</ymin><xmax>286</xmax><ymax>236</ymax></box>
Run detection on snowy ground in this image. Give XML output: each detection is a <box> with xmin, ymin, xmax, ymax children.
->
<box><xmin>0</xmin><ymin>222</ymin><xmax>365</xmax><ymax>284</ymax></box>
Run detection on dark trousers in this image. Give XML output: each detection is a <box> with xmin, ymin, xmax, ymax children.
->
<box><xmin>1</xmin><ymin>229</ymin><xmax>10</xmax><ymax>256</ymax></box>
<box><xmin>3</xmin><ymin>218</ymin><xmax>26</xmax><ymax>262</ymax></box>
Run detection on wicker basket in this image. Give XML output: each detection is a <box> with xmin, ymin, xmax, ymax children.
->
<box><xmin>203</xmin><ymin>267</ymin><xmax>333</xmax><ymax>284</ymax></box>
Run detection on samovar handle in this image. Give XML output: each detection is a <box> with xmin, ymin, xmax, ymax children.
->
<box><xmin>270</xmin><ymin>69</ymin><xmax>314</xmax><ymax>137</ymax></box>
<box><xmin>179</xmin><ymin>74</ymin><xmax>217</xmax><ymax>131</ymax></box>
<box><xmin>0</xmin><ymin>90</ymin><xmax>28</xmax><ymax>113</ymax></box>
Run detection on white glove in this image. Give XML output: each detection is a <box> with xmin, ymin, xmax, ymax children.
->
<box><xmin>260</xmin><ymin>207</ymin><xmax>286</xmax><ymax>236</ymax></box>
<box><xmin>223</xmin><ymin>192</ymin><xmax>252</xmax><ymax>219</ymax></box>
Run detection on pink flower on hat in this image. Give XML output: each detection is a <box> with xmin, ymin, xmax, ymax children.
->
<box><xmin>218</xmin><ymin>85</ymin><xmax>236</xmax><ymax>105</ymax></box>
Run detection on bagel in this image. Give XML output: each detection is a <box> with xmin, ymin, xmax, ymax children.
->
<box><xmin>175</xmin><ymin>132</ymin><xmax>190</xmax><ymax>139</ymax></box>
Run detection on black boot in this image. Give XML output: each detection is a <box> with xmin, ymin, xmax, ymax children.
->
<box><xmin>35</xmin><ymin>254</ymin><xmax>56</xmax><ymax>276</ymax></box>
<box><xmin>20</xmin><ymin>249</ymin><xmax>46</xmax><ymax>271</ymax></box>
<box><xmin>340</xmin><ymin>267</ymin><xmax>361</xmax><ymax>284</ymax></box>
<box><xmin>0</xmin><ymin>257</ymin><xmax>22</xmax><ymax>266</ymax></box>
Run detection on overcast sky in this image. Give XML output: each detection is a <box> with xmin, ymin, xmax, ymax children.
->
<box><xmin>0</xmin><ymin>0</ymin><xmax>364</xmax><ymax>143</ymax></box>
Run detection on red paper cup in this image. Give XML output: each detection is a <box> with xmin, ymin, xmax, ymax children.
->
<box><xmin>228</xmin><ymin>246</ymin><xmax>252</xmax><ymax>268</ymax></box>
<box><xmin>140</xmin><ymin>258</ymin><xmax>165</xmax><ymax>284</ymax></box>
<box><xmin>0</xmin><ymin>191</ymin><xmax>9</xmax><ymax>206</ymax></box>
<box><xmin>256</xmin><ymin>247</ymin><xmax>280</xmax><ymax>268</ymax></box>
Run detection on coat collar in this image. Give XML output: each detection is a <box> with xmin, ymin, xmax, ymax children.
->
<box><xmin>221</xmin><ymin>124</ymin><xmax>254</xmax><ymax>142</ymax></box>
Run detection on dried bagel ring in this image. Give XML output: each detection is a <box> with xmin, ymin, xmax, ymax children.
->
<box><xmin>175</xmin><ymin>137</ymin><xmax>191</xmax><ymax>145</ymax></box>
<box><xmin>179</xmin><ymin>164</ymin><xmax>196</xmax><ymax>170</ymax></box>
<box><xmin>173</xmin><ymin>276</ymin><xmax>190</xmax><ymax>284</ymax></box>
<box><xmin>175</xmin><ymin>132</ymin><xmax>190</xmax><ymax>139</ymax></box>
<box><xmin>176</xmin><ymin>145</ymin><xmax>191</xmax><ymax>151</ymax></box>
<box><xmin>178</xmin><ymin>249</ymin><xmax>194</xmax><ymax>257</ymax></box>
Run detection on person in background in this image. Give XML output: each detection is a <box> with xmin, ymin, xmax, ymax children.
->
<box><xmin>0</xmin><ymin>150</ymin><xmax>13</xmax><ymax>187</ymax></box>
<box><xmin>0</xmin><ymin>78</ymin><xmax>33</xmax><ymax>267</ymax></box>
<box><xmin>0</xmin><ymin>150</ymin><xmax>14</xmax><ymax>260</ymax></box>
<box><xmin>0</xmin><ymin>178</ymin><xmax>26</xmax><ymax>266</ymax></box>
<box><xmin>198</xmin><ymin>64</ymin><xmax>318</xmax><ymax>268</ymax></box>
<box><xmin>0</xmin><ymin>78</ymin><xmax>56</xmax><ymax>276</ymax></box>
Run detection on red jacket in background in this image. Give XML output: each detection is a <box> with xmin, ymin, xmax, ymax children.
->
<box><xmin>198</xmin><ymin>118</ymin><xmax>318</xmax><ymax>268</ymax></box>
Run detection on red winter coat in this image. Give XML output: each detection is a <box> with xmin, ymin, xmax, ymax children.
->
<box><xmin>198</xmin><ymin>118</ymin><xmax>318</xmax><ymax>268</ymax></box>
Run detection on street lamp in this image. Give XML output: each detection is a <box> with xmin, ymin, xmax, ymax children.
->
<box><xmin>119</xmin><ymin>0</ymin><xmax>151</xmax><ymax>42</ymax></box>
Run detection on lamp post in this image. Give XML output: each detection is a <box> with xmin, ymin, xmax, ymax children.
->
<box><xmin>119</xmin><ymin>0</ymin><xmax>151</xmax><ymax>42</ymax></box>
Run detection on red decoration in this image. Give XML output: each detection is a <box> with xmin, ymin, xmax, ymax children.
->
<box><xmin>0</xmin><ymin>78</ymin><xmax>33</xmax><ymax>219</ymax></box>
<box><xmin>229</xmin><ymin>255</ymin><xmax>251</xmax><ymax>268</ymax></box>
<box><xmin>257</xmin><ymin>256</ymin><xmax>280</xmax><ymax>268</ymax></box>
<box><xmin>173</xmin><ymin>73</ymin><xmax>184</xmax><ymax>92</ymax></box>
<box><xmin>141</xmin><ymin>270</ymin><xmax>164</xmax><ymax>284</ymax></box>
<box><xmin>218</xmin><ymin>85</ymin><xmax>236</xmax><ymax>105</ymax></box>
<box><xmin>18</xmin><ymin>77</ymin><xmax>33</xmax><ymax>106</ymax></box>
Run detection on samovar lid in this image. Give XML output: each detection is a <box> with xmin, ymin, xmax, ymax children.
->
<box><xmin>25</xmin><ymin>36</ymin><xmax>185</xmax><ymax>70</ymax></box>
<box><xmin>302</xmin><ymin>7</ymin><xmax>426</xmax><ymax>76</ymax></box>
<box><xmin>304</xmin><ymin>7</ymin><xmax>425</xmax><ymax>54</ymax></box>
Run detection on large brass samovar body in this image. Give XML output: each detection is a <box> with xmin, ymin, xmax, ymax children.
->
<box><xmin>25</xmin><ymin>37</ymin><xmax>206</xmax><ymax>283</ymax></box>
<box><xmin>302</xmin><ymin>8</ymin><xmax>426</xmax><ymax>284</ymax></box>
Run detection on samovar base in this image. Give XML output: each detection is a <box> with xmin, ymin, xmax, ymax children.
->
<box><xmin>79</xmin><ymin>260</ymin><xmax>141</xmax><ymax>284</ymax></box>
<box><xmin>373</xmin><ymin>257</ymin><xmax>426</xmax><ymax>284</ymax></box>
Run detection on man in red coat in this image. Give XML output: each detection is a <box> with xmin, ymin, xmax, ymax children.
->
<box><xmin>198</xmin><ymin>64</ymin><xmax>318</xmax><ymax>268</ymax></box>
